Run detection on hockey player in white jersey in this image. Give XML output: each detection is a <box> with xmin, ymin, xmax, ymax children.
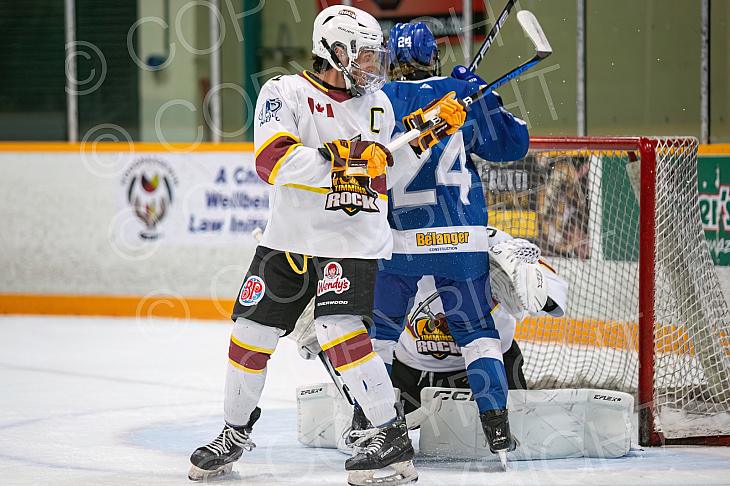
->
<box><xmin>391</xmin><ymin>227</ymin><xmax>568</xmax><ymax>414</ymax></box>
<box><xmin>188</xmin><ymin>6</ymin><xmax>466</xmax><ymax>485</ymax></box>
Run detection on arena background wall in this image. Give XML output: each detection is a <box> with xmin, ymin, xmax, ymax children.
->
<box><xmin>1</xmin><ymin>143</ymin><xmax>730</xmax><ymax>322</ymax></box>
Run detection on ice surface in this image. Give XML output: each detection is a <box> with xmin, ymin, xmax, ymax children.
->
<box><xmin>1</xmin><ymin>316</ymin><xmax>730</xmax><ymax>486</ymax></box>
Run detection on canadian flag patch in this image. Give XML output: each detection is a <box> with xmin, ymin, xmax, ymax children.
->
<box><xmin>308</xmin><ymin>97</ymin><xmax>334</xmax><ymax>118</ymax></box>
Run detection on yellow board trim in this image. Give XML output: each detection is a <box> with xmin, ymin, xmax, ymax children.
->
<box><xmin>0</xmin><ymin>142</ymin><xmax>253</xmax><ymax>152</ymax></box>
<box><xmin>698</xmin><ymin>144</ymin><xmax>730</xmax><ymax>156</ymax></box>
<box><xmin>3</xmin><ymin>293</ymin><xmax>722</xmax><ymax>358</ymax></box>
<box><xmin>0</xmin><ymin>293</ymin><xmax>232</xmax><ymax>320</ymax></box>
<box><xmin>228</xmin><ymin>358</ymin><xmax>266</xmax><ymax>374</ymax></box>
<box><xmin>0</xmin><ymin>142</ymin><xmax>725</xmax><ymax>156</ymax></box>
<box><xmin>321</xmin><ymin>329</ymin><xmax>368</xmax><ymax>351</ymax></box>
<box><xmin>335</xmin><ymin>351</ymin><xmax>376</xmax><ymax>372</ymax></box>
<box><xmin>230</xmin><ymin>334</ymin><xmax>275</xmax><ymax>355</ymax></box>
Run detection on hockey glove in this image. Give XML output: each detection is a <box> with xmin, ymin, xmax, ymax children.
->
<box><xmin>489</xmin><ymin>238</ymin><xmax>548</xmax><ymax>321</ymax></box>
<box><xmin>451</xmin><ymin>65</ymin><xmax>507</xmax><ymax>110</ymax></box>
<box><xmin>319</xmin><ymin>139</ymin><xmax>393</xmax><ymax>179</ymax></box>
<box><xmin>451</xmin><ymin>64</ymin><xmax>488</xmax><ymax>85</ymax></box>
<box><xmin>402</xmin><ymin>91</ymin><xmax>466</xmax><ymax>153</ymax></box>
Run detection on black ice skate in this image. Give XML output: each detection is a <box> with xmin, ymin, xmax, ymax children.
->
<box><xmin>342</xmin><ymin>403</ymin><xmax>373</xmax><ymax>454</ymax></box>
<box><xmin>188</xmin><ymin>407</ymin><xmax>261</xmax><ymax>481</ymax></box>
<box><xmin>345</xmin><ymin>403</ymin><xmax>417</xmax><ymax>486</ymax></box>
<box><xmin>479</xmin><ymin>408</ymin><xmax>516</xmax><ymax>470</ymax></box>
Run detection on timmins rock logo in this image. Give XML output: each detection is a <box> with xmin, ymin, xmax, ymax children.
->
<box><xmin>411</xmin><ymin>313</ymin><xmax>461</xmax><ymax>360</ymax></box>
<box><xmin>325</xmin><ymin>173</ymin><xmax>380</xmax><ymax>216</ymax></box>
<box><xmin>122</xmin><ymin>157</ymin><xmax>178</xmax><ymax>240</ymax></box>
<box><xmin>317</xmin><ymin>262</ymin><xmax>351</xmax><ymax>296</ymax></box>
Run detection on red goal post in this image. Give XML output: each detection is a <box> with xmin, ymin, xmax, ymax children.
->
<box><xmin>485</xmin><ymin>136</ymin><xmax>730</xmax><ymax>446</ymax></box>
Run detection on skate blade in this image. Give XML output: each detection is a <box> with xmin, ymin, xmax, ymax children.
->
<box><xmin>347</xmin><ymin>460</ymin><xmax>418</xmax><ymax>486</ymax></box>
<box><xmin>188</xmin><ymin>463</ymin><xmax>232</xmax><ymax>481</ymax></box>
<box><xmin>498</xmin><ymin>450</ymin><xmax>508</xmax><ymax>471</ymax></box>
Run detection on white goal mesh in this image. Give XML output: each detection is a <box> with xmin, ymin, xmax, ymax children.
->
<box><xmin>476</xmin><ymin>137</ymin><xmax>730</xmax><ymax>444</ymax></box>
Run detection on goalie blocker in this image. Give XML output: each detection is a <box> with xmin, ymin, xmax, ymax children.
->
<box><xmin>296</xmin><ymin>383</ymin><xmax>633</xmax><ymax>460</ymax></box>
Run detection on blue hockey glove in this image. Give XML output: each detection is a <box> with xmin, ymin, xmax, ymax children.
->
<box><xmin>451</xmin><ymin>65</ymin><xmax>488</xmax><ymax>85</ymax></box>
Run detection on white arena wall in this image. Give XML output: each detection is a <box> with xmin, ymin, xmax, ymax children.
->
<box><xmin>0</xmin><ymin>143</ymin><xmax>265</xmax><ymax>319</ymax></box>
<box><xmin>2</xmin><ymin>142</ymin><xmax>730</xmax><ymax>321</ymax></box>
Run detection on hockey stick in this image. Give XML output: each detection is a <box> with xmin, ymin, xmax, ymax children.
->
<box><xmin>318</xmin><ymin>351</ymin><xmax>356</xmax><ymax>405</ymax></box>
<box><xmin>387</xmin><ymin>10</ymin><xmax>552</xmax><ymax>153</ymax></box>
<box><xmin>467</xmin><ymin>0</ymin><xmax>517</xmax><ymax>72</ymax></box>
<box><xmin>485</xmin><ymin>11</ymin><xmax>552</xmax><ymax>89</ymax></box>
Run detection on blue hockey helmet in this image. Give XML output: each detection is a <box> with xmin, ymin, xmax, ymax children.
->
<box><xmin>387</xmin><ymin>21</ymin><xmax>440</xmax><ymax>79</ymax></box>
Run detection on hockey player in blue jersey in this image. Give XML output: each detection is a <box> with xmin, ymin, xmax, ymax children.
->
<box><xmin>364</xmin><ymin>21</ymin><xmax>530</xmax><ymax>459</ymax></box>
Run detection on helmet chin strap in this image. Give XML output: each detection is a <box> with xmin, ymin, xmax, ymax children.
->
<box><xmin>320</xmin><ymin>38</ymin><xmax>361</xmax><ymax>97</ymax></box>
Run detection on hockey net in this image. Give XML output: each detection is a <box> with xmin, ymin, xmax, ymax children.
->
<box><xmin>476</xmin><ymin>136</ymin><xmax>730</xmax><ymax>446</ymax></box>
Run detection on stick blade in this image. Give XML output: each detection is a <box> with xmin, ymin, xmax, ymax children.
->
<box><xmin>517</xmin><ymin>10</ymin><xmax>552</xmax><ymax>58</ymax></box>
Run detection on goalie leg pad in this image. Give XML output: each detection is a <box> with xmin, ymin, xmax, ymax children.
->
<box><xmin>316</xmin><ymin>314</ymin><xmax>397</xmax><ymax>427</ymax></box>
<box><xmin>418</xmin><ymin>388</ymin><xmax>633</xmax><ymax>460</ymax></box>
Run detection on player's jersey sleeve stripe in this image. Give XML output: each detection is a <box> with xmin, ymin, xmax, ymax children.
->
<box><xmin>255</xmin><ymin>132</ymin><xmax>302</xmax><ymax>184</ymax></box>
<box><xmin>229</xmin><ymin>337</ymin><xmax>273</xmax><ymax>372</ymax></box>
<box><xmin>370</xmin><ymin>174</ymin><xmax>386</xmax><ymax>195</ymax></box>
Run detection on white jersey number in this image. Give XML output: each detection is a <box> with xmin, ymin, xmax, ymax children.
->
<box><xmin>391</xmin><ymin>132</ymin><xmax>472</xmax><ymax>208</ymax></box>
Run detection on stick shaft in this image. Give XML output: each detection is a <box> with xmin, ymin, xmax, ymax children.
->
<box><xmin>386</xmin><ymin>55</ymin><xmax>546</xmax><ymax>152</ymax></box>
<box><xmin>485</xmin><ymin>54</ymin><xmax>545</xmax><ymax>92</ymax></box>
<box><xmin>318</xmin><ymin>352</ymin><xmax>356</xmax><ymax>405</ymax></box>
<box><xmin>467</xmin><ymin>0</ymin><xmax>516</xmax><ymax>72</ymax></box>
<box><xmin>386</xmin><ymin>9</ymin><xmax>551</xmax><ymax>154</ymax></box>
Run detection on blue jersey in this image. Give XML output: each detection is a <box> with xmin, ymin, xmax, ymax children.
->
<box><xmin>381</xmin><ymin>76</ymin><xmax>529</xmax><ymax>280</ymax></box>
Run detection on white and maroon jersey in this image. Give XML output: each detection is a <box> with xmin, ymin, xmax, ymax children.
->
<box><xmin>254</xmin><ymin>71</ymin><xmax>419</xmax><ymax>259</ymax></box>
<box><xmin>394</xmin><ymin>226</ymin><xmax>569</xmax><ymax>373</ymax></box>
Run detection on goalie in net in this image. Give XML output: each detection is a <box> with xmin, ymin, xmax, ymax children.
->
<box><xmin>290</xmin><ymin>225</ymin><xmax>570</xmax><ymax>407</ymax></box>
<box><xmin>389</xmin><ymin>226</ymin><xmax>568</xmax><ymax>415</ymax></box>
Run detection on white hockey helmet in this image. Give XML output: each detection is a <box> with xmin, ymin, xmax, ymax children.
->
<box><xmin>312</xmin><ymin>5</ymin><xmax>388</xmax><ymax>96</ymax></box>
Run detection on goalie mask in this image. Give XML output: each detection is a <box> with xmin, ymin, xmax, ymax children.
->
<box><xmin>312</xmin><ymin>6</ymin><xmax>388</xmax><ymax>96</ymax></box>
